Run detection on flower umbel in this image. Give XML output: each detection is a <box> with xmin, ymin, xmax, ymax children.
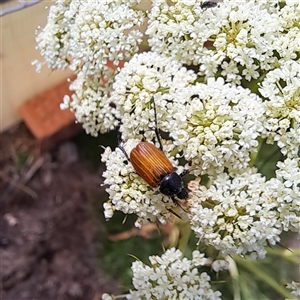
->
<box><xmin>34</xmin><ymin>0</ymin><xmax>145</xmax><ymax>75</ymax></box>
<box><xmin>147</xmin><ymin>0</ymin><xmax>300</xmax><ymax>84</ymax></box>
<box><xmin>187</xmin><ymin>171</ymin><xmax>282</xmax><ymax>259</ymax></box>
<box><xmin>127</xmin><ymin>248</ymin><xmax>223</xmax><ymax>300</ymax></box>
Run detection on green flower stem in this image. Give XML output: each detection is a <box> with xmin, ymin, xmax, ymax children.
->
<box><xmin>177</xmin><ymin>221</ymin><xmax>191</xmax><ymax>254</ymax></box>
<box><xmin>249</xmin><ymin>137</ymin><xmax>263</xmax><ymax>167</ymax></box>
<box><xmin>267</xmin><ymin>247</ymin><xmax>300</xmax><ymax>264</ymax></box>
<box><xmin>157</xmin><ymin>87</ymin><xmax>170</xmax><ymax>94</ymax></box>
<box><xmin>226</xmin><ymin>256</ymin><xmax>241</xmax><ymax>300</ymax></box>
<box><xmin>233</xmin><ymin>255</ymin><xmax>293</xmax><ymax>299</ymax></box>
<box><xmin>257</xmin><ymin>144</ymin><xmax>281</xmax><ymax>174</ymax></box>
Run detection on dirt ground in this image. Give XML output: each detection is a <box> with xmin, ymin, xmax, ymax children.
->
<box><xmin>0</xmin><ymin>123</ymin><xmax>119</xmax><ymax>300</ymax></box>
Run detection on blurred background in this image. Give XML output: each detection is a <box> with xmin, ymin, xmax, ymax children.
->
<box><xmin>0</xmin><ymin>1</ymin><xmax>299</xmax><ymax>300</ymax></box>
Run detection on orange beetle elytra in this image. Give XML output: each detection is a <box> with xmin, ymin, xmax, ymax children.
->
<box><xmin>130</xmin><ymin>142</ymin><xmax>174</xmax><ymax>188</ymax></box>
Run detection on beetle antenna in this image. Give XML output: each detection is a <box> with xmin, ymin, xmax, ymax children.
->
<box><xmin>179</xmin><ymin>168</ymin><xmax>199</xmax><ymax>178</ymax></box>
<box><xmin>152</xmin><ymin>97</ymin><xmax>164</xmax><ymax>152</ymax></box>
<box><xmin>167</xmin><ymin>208</ymin><xmax>183</xmax><ymax>220</ymax></box>
<box><xmin>118</xmin><ymin>144</ymin><xmax>130</xmax><ymax>161</ymax></box>
<box><xmin>117</xmin><ymin>121</ymin><xmax>130</xmax><ymax>161</ymax></box>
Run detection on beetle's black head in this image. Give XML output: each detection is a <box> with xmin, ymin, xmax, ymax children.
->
<box><xmin>176</xmin><ymin>188</ymin><xmax>188</xmax><ymax>200</ymax></box>
<box><xmin>159</xmin><ymin>172</ymin><xmax>188</xmax><ymax>200</ymax></box>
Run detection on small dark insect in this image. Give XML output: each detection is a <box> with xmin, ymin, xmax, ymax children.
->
<box><xmin>109</xmin><ymin>101</ymin><xmax>116</xmax><ymax>108</ymax></box>
<box><xmin>118</xmin><ymin>98</ymin><xmax>189</xmax><ymax>205</ymax></box>
<box><xmin>200</xmin><ymin>1</ymin><xmax>218</xmax><ymax>9</ymax></box>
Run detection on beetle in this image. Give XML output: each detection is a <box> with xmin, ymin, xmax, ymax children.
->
<box><xmin>200</xmin><ymin>1</ymin><xmax>218</xmax><ymax>9</ymax></box>
<box><xmin>117</xmin><ymin>99</ymin><xmax>189</xmax><ymax>205</ymax></box>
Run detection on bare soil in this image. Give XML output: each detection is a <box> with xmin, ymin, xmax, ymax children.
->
<box><xmin>0</xmin><ymin>123</ymin><xmax>119</xmax><ymax>300</ymax></box>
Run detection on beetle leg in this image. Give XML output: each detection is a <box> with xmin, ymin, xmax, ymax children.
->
<box><xmin>171</xmin><ymin>197</ymin><xmax>187</xmax><ymax>213</ymax></box>
<box><xmin>177</xmin><ymin>202</ymin><xmax>187</xmax><ymax>212</ymax></box>
<box><xmin>179</xmin><ymin>169</ymin><xmax>189</xmax><ymax>177</ymax></box>
<box><xmin>171</xmin><ymin>196</ymin><xmax>178</xmax><ymax>205</ymax></box>
<box><xmin>152</xmin><ymin>97</ymin><xmax>164</xmax><ymax>152</ymax></box>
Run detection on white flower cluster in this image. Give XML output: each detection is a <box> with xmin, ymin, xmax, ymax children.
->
<box><xmin>34</xmin><ymin>0</ymin><xmax>146</xmax><ymax>135</ymax></box>
<box><xmin>258</xmin><ymin>59</ymin><xmax>300</xmax><ymax>234</ymax></box>
<box><xmin>34</xmin><ymin>0</ymin><xmax>145</xmax><ymax>75</ymax></box>
<box><xmin>32</xmin><ymin>0</ymin><xmax>73</xmax><ymax>72</ymax></box>
<box><xmin>186</xmin><ymin>160</ymin><xmax>299</xmax><ymax>259</ymax></box>
<box><xmin>187</xmin><ymin>153</ymin><xmax>300</xmax><ymax>258</ymax></box>
<box><xmin>127</xmin><ymin>248</ymin><xmax>222</xmax><ymax>300</ymax></box>
<box><xmin>147</xmin><ymin>0</ymin><xmax>300</xmax><ymax>84</ymax></box>
<box><xmin>275</xmin><ymin>158</ymin><xmax>300</xmax><ymax>232</ymax></box>
<box><xmin>187</xmin><ymin>171</ymin><xmax>283</xmax><ymax>259</ymax></box>
<box><xmin>60</xmin><ymin>70</ymin><xmax>118</xmax><ymax>136</ymax></box>
<box><xmin>259</xmin><ymin>59</ymin><xmax>300</xmax><ymax>157</ymax></box>
<box><xmin>169</xmin><ymin>77</ymin><xmax>266</xmax><ymax>177</ymax></box>
<box><xmin>110</xmin><ymin>51</ymin><xmax>197</xmax><ymax>139</ymax></box>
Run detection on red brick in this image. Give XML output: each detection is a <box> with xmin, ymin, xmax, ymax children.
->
<box><xmin>18</xmin><ymin>78</ymin><xmax>82</xmax><ymax>152</ymax></box>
